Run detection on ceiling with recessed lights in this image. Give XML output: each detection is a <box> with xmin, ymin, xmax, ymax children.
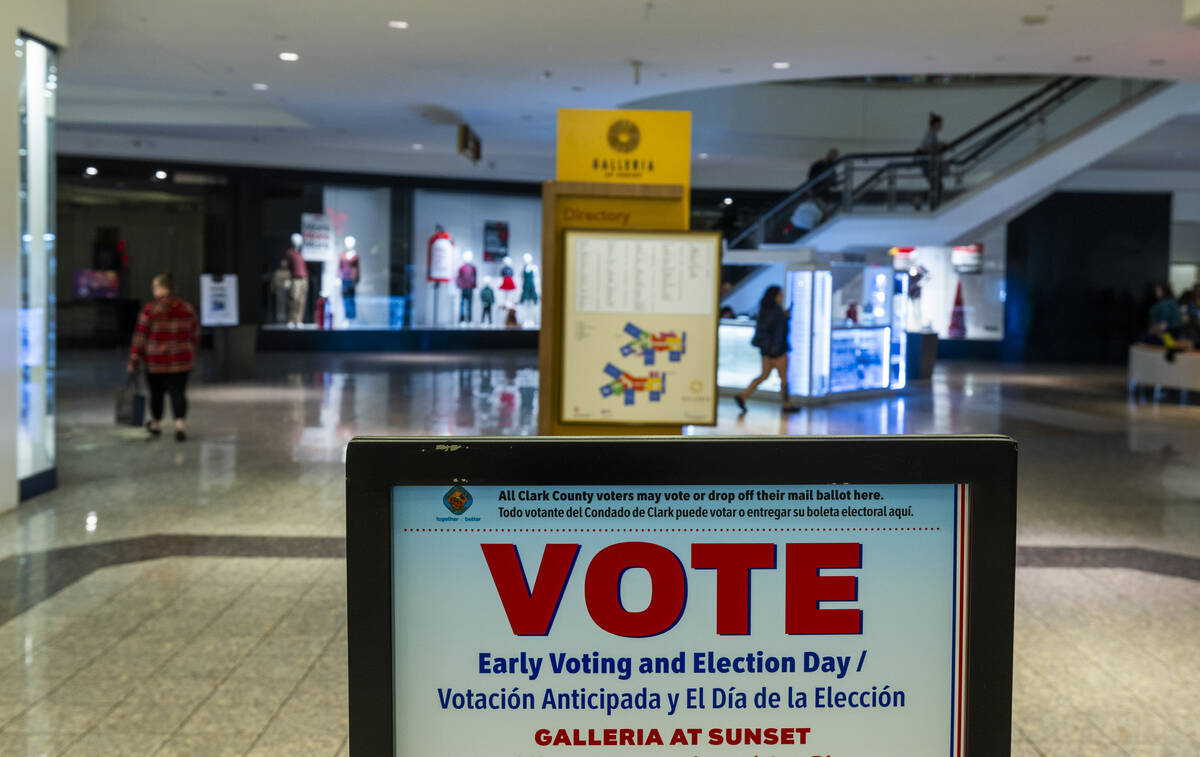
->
<box><xmin>57</xmin><ymin>0</ymin><xmax>1200</xmax><ymax>187</ymax></box>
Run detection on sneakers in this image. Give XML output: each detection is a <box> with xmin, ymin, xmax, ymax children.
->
<box><xmin>145</xmin><ymin>422</ymin><xmax>162</xmax><ymax>437</ymax></box>
<box><xmin>734</xmin><ymin>396</ymin><xmax>747</xmax><ymax>413</ymax></box>
<box><xmin>175</xmin><ymin>429</ymin><xmax>187</xmax><ymax>443</ymax></box>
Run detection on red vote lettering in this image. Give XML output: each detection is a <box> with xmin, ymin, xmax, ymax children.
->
<box><xmin>785</xmin><ymin>542</ymin><xmax>863</xmax><ymax>634</ymax></box>
<box><xmin>482</xmin><ymin>541</ymin><xmax>862</xmax><ymax>636</ymax></box>
<box><xmin>480</xmin><ymin>543</ymin><xmax>579</xmax><ymax>635</ymax></box>
<box><xmin>584</xmin><ymin>542</ymin><xmax>687</xmax><ymax>637</ymax></box>
<box><xmin>691</xmin><ymin>543</ymin><xmax>776</xmax><ymax>635</ymax></box>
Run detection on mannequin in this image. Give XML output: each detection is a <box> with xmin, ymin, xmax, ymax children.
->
<box><xmin>428</xmin><ymin>224</ymin><xmax>455</xmax><ymax>325</ymax></box>
<box><xmin>456</xmin><ymin>250</ymin><xmax>478</xmax><ymax>324</ymax></box>
<box><xmin>479</xmin><ymin>277</ymin><xmax>496</xmax><ymax>326</ymax></box>
<box><xmin>338</xmin><ymin>235</ymin><xmax>360</xmax><ymax>322</ymax></box>
<box><xmin>519</xmin><ymin>253</ymin><xmax>540</xmax><ymax>306</ymax></box>
<box><xmin>271</xmin><ymin>259</ymin><xmax>290</xmax><ymax>324</ymax></box>
<box><xmin>285</xmin><ymin>232</ymin><xmax>308</xmax><ymax>327</ymax></box>
<box><xmin>498</xmin><ymin>255</ymin><xmax>517</xmax><ymax>305</ymax></box>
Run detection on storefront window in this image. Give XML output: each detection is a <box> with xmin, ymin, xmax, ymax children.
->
<box><xmin>411</xmin><ymin>190</ymin><xmax>542</xmax><ymax>329</ymax></box>
<box><xmin>262</xmin><ymin>185</ymin><xmax>542</xmax><ymax>331</ymax></box>
<box><xmin>894</xmin><ymin>244</ymin><xmax>1005</xmax><ymax>340</ymax></box>
<box><xmin>17</xmin><ymin>36</ymin><xmax>57</xmax><ymax>484</ymax></box>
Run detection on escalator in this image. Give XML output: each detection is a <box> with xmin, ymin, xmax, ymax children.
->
<box><xmin>726</xmin><ymin>76</ymin><xmax>1177</xmax><ymax>254</ymax></box>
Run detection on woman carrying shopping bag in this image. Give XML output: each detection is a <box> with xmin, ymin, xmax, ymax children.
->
<box><xmin>128</xmin><ymin>272</ymin><xmax>200</xmax><ymax>442</ymax></box>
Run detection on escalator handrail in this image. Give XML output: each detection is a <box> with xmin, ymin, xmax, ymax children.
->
<box><xmin>727</xmin><ymin>77</ymin><xmax>1095</xmax><ymax>248</ymax></box>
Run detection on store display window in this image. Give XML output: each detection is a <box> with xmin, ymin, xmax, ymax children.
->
<box><xmin>892</xmin><ymin>243</ymin><xmax>1005</xmax><ymax>340</ymax></box>
<box><xmin>264</xmin><ymin>185</ymin><xmax>395</xmax><ymax>330</ymax></box>
<box><xmin>410</xmin><ymin>190</ymin><xmax>542</xmax><ymax>330</ymax></box>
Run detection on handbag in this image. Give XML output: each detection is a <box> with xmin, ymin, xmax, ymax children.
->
<box><xmin>115</xmin><ymin>371</ymin><xmax>146</xmax><ymax>427</ymax></box>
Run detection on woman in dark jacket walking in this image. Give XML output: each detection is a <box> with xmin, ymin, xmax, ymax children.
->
<box><xmin>735</xmin><ymin>285</ymin><xmax>798</xmax><ymax>413</ymax></box>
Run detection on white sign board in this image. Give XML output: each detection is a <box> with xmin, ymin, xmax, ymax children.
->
<box><xmin>302</xmin><ymin>212</ymin><xmax>335</xmax><ymax>262</ymax></box>
<box><xmin>560</xmin><ymin>230</ymin><xmax>719</xmax><ymax>426</ymax></box>
<box><xmin>200</xmin><ymin>274</ymin><xmax>239</xmax><ymax>327</ymax></box>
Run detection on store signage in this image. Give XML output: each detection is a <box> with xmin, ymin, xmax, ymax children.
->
<box><xmin>458</xmin><ymin>124</ymin><xmax>482</xmax><ymax>164</ymax></box>
<box><xmin>346</xmin><ymin>437</ymin><xmax>1018</xmax><ymax>756</ymax></box>
<box><xmin>301</xmin><ymin>213</ymin><xmax>334</xmax><ymax>262</ymax></box>
<box><xmin>557</xmin><ymin>109</ymin><xmax>691</xmax><ymax>188</ymax></box>
<box><xmin>199</xmin><ymin>274</ymin><xmax>239</xmax><ymax>326</ymax></box>
<box><xmin>559</xmin><ymin>230</ymin><xmax>719</xmax><ymax>426</ymax></box>
<box><xmin>483</xmin><ymin>220</ymin><xmax>509</xmax><ymax>262</ymax></box>
<box><xmin>392</xmin><ymin>483</ymin><xmax>967</xmax><ymax>754</ymax></box>
<box><xmin>73</xmin><ymin>269</ymin><xmax>119</xmax><ymax>299</ymax></box>
<box><xmin>952</xmin><ymin>244</ymin><xmax>983</xmax><ymax>275</ymax></box>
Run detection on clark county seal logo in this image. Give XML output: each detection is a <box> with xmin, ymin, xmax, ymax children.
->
<box><xmin>607</xmin><ymin>120</ymin><xmax>641</xmax><ymax>153</ymax></box>
<box><xmin>443</xmin><ymin>485</ymin><xmax>473</xmax><ymax>516</ymax></box>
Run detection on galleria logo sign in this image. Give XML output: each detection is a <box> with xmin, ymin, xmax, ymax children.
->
<box><xmin>607</xmin><ymin>119</ymin><xmax>641</xmax><ymax>153</ymax></box>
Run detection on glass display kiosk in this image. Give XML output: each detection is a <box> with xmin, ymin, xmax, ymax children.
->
<box><xmin>719</xmin><ymin>261</ymin><xmax>908</xmax><ymax>401</ymax></box>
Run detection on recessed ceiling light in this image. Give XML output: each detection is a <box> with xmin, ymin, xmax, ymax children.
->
<box><xmin>1020</xmin><ymin>14</ymin><xmax>1048</xmax><ymax>25</ymax></box>
<box><xmin>388</xmin><ymin>20</ymin><xmax>409</xmax><ymax>29</ymax></box>
<box><xmin>279</xmin><ymin>51</ymin><xmax>299</xmax><ymax>62</ymax></box>
<box><xmin>84</xmin><ymin>166</ymin><xmax>99</xmax><ymax>176</ymax></box>
<box><xmin>698</xmin><ymin>153</ymin><xmax>710</xmax><ymax>160</ymax></box>
<box><xmin>1073</xmin><ymin>55</ymin><xmax>1092</xmax><ymax>63</ymax></box>
<box><xmin>772</xmin><ymin>61</ymin><xmax>790</xmax><ymax>70</ymax></box>
<box><xmin>723</xmin><ymin>197</ymin><xmax>734</xmax><ymax>206</ymax></box>
<box><xmin>252</xmin><ymin>82</ymin><xmax>269</xmax><ymax>91</ymax></box>
<box><xmin>412</xmin><ymin>143</ymin><xmax>424</xmax><ymax>151</ymax></box>
<box><xmin>154</xmin><ymin>170</ymin><xmax>168</xmax><ymax>180</ymax></box>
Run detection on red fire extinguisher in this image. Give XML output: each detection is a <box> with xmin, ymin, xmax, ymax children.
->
<box><xmin>315</xmin><ymin>295</ymin><xmax>328</xmax><ymax>330</ymax></box>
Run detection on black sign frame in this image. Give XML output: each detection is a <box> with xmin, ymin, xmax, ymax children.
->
<box><xmin>347</xmin><ymin>435</ymin><xmax>1018</xmax><ymax>756</ymax></box>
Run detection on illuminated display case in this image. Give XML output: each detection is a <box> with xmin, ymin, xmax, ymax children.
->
<box><xmin>717</xmin><ymin>261</ymin><xmax>908</xmax><ymax>401</ymax></box>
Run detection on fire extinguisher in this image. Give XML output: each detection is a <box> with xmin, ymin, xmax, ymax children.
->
<box><xmin>315</xmin><ymin>295</ymin><xmax>328</xmax><ymax>330</ymax></box>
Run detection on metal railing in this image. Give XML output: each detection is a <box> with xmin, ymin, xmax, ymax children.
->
<box><xmin>728</xmin><ymin>77</ymin><xmax>1161</xmax><ymax>249</ymax></box>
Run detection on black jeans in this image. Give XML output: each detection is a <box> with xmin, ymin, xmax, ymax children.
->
<box><xmin>146</xmin><ymin>371</ymin><xmax>189</xmax><ymax>421</ymax></box>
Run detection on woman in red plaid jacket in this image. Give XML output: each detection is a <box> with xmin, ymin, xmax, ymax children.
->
<box><xmin>128</xmin><ymin>272</ymin><xmax>200</xmax><ymax>442</ymax></box>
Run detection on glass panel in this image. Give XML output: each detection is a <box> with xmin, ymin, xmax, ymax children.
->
<box><xmin>891</xmin><ymin>272</ymin><xmax>909</xmax><ymax>390</ymax></box>
<box><xmin>829</xmin><ymin>327</ymin><xmax>891</xmax><ymax>394</ymax></box>
<box><xmin>17</xmin><ymin>36</ymin><xmax>57</xmax><ymax>480</ymax></box>
<box><xmin>717</xmin><ymin>321</ymin><xmax>780</xmax><ymax>394</ymax></box>
<box><xmin>811</xmin><ymin>270</ymin><xmax>832</xmax><ymax>397</ymax></box>
<box><xmin>785</xmin><ymin>269</ymin><xmax>812</xmax><ymax>397</ymax></box>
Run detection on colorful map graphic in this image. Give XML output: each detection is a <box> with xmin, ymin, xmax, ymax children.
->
<box><xmin>599</xmin><ymin>322</ymin><xmax>685</xmax><ymax>405</ymax></box>
<box><xmin>618</xmin><ymin>322</ymin><xmax>687</xmax><ymax>366</ymax></box>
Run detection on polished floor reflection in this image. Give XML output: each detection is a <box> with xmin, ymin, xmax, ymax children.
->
<box><xmin>0</xmin><ymin>350</ymin><xmax>1197</xmax><ymax>756</ymax></box>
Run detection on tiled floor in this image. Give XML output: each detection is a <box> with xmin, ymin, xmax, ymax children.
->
<box><xmin>1</xmin><ymin>350</ymin><xmax>1198</xmax><ymax>756</ymax></box>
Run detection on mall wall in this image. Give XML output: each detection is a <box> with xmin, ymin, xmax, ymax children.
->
<box><xmin>57</xmin><ymin>201</ymin><xmax>206</xmax><ymax>306</ymax></box>
<box><xmin>1005</xmin><ymin>191</ymin><xmax>1171</xmax><ymax>363</ymax></box>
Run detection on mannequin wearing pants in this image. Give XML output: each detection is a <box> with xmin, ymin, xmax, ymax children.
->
<box><xmin>286</xmin><ymin>234</ymin><xmax>308</xmax><ymax>327</ymax></box>
<box><xmin>456</xmin><ymin>252</ymin><xmax>478</xmax><ymax>324</ymax></box>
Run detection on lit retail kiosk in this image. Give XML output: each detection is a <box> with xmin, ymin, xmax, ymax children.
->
<box><xmin>719</xmin><ymin>255</ymin><xmax>909</xmax><ymax>401</ymax></box>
